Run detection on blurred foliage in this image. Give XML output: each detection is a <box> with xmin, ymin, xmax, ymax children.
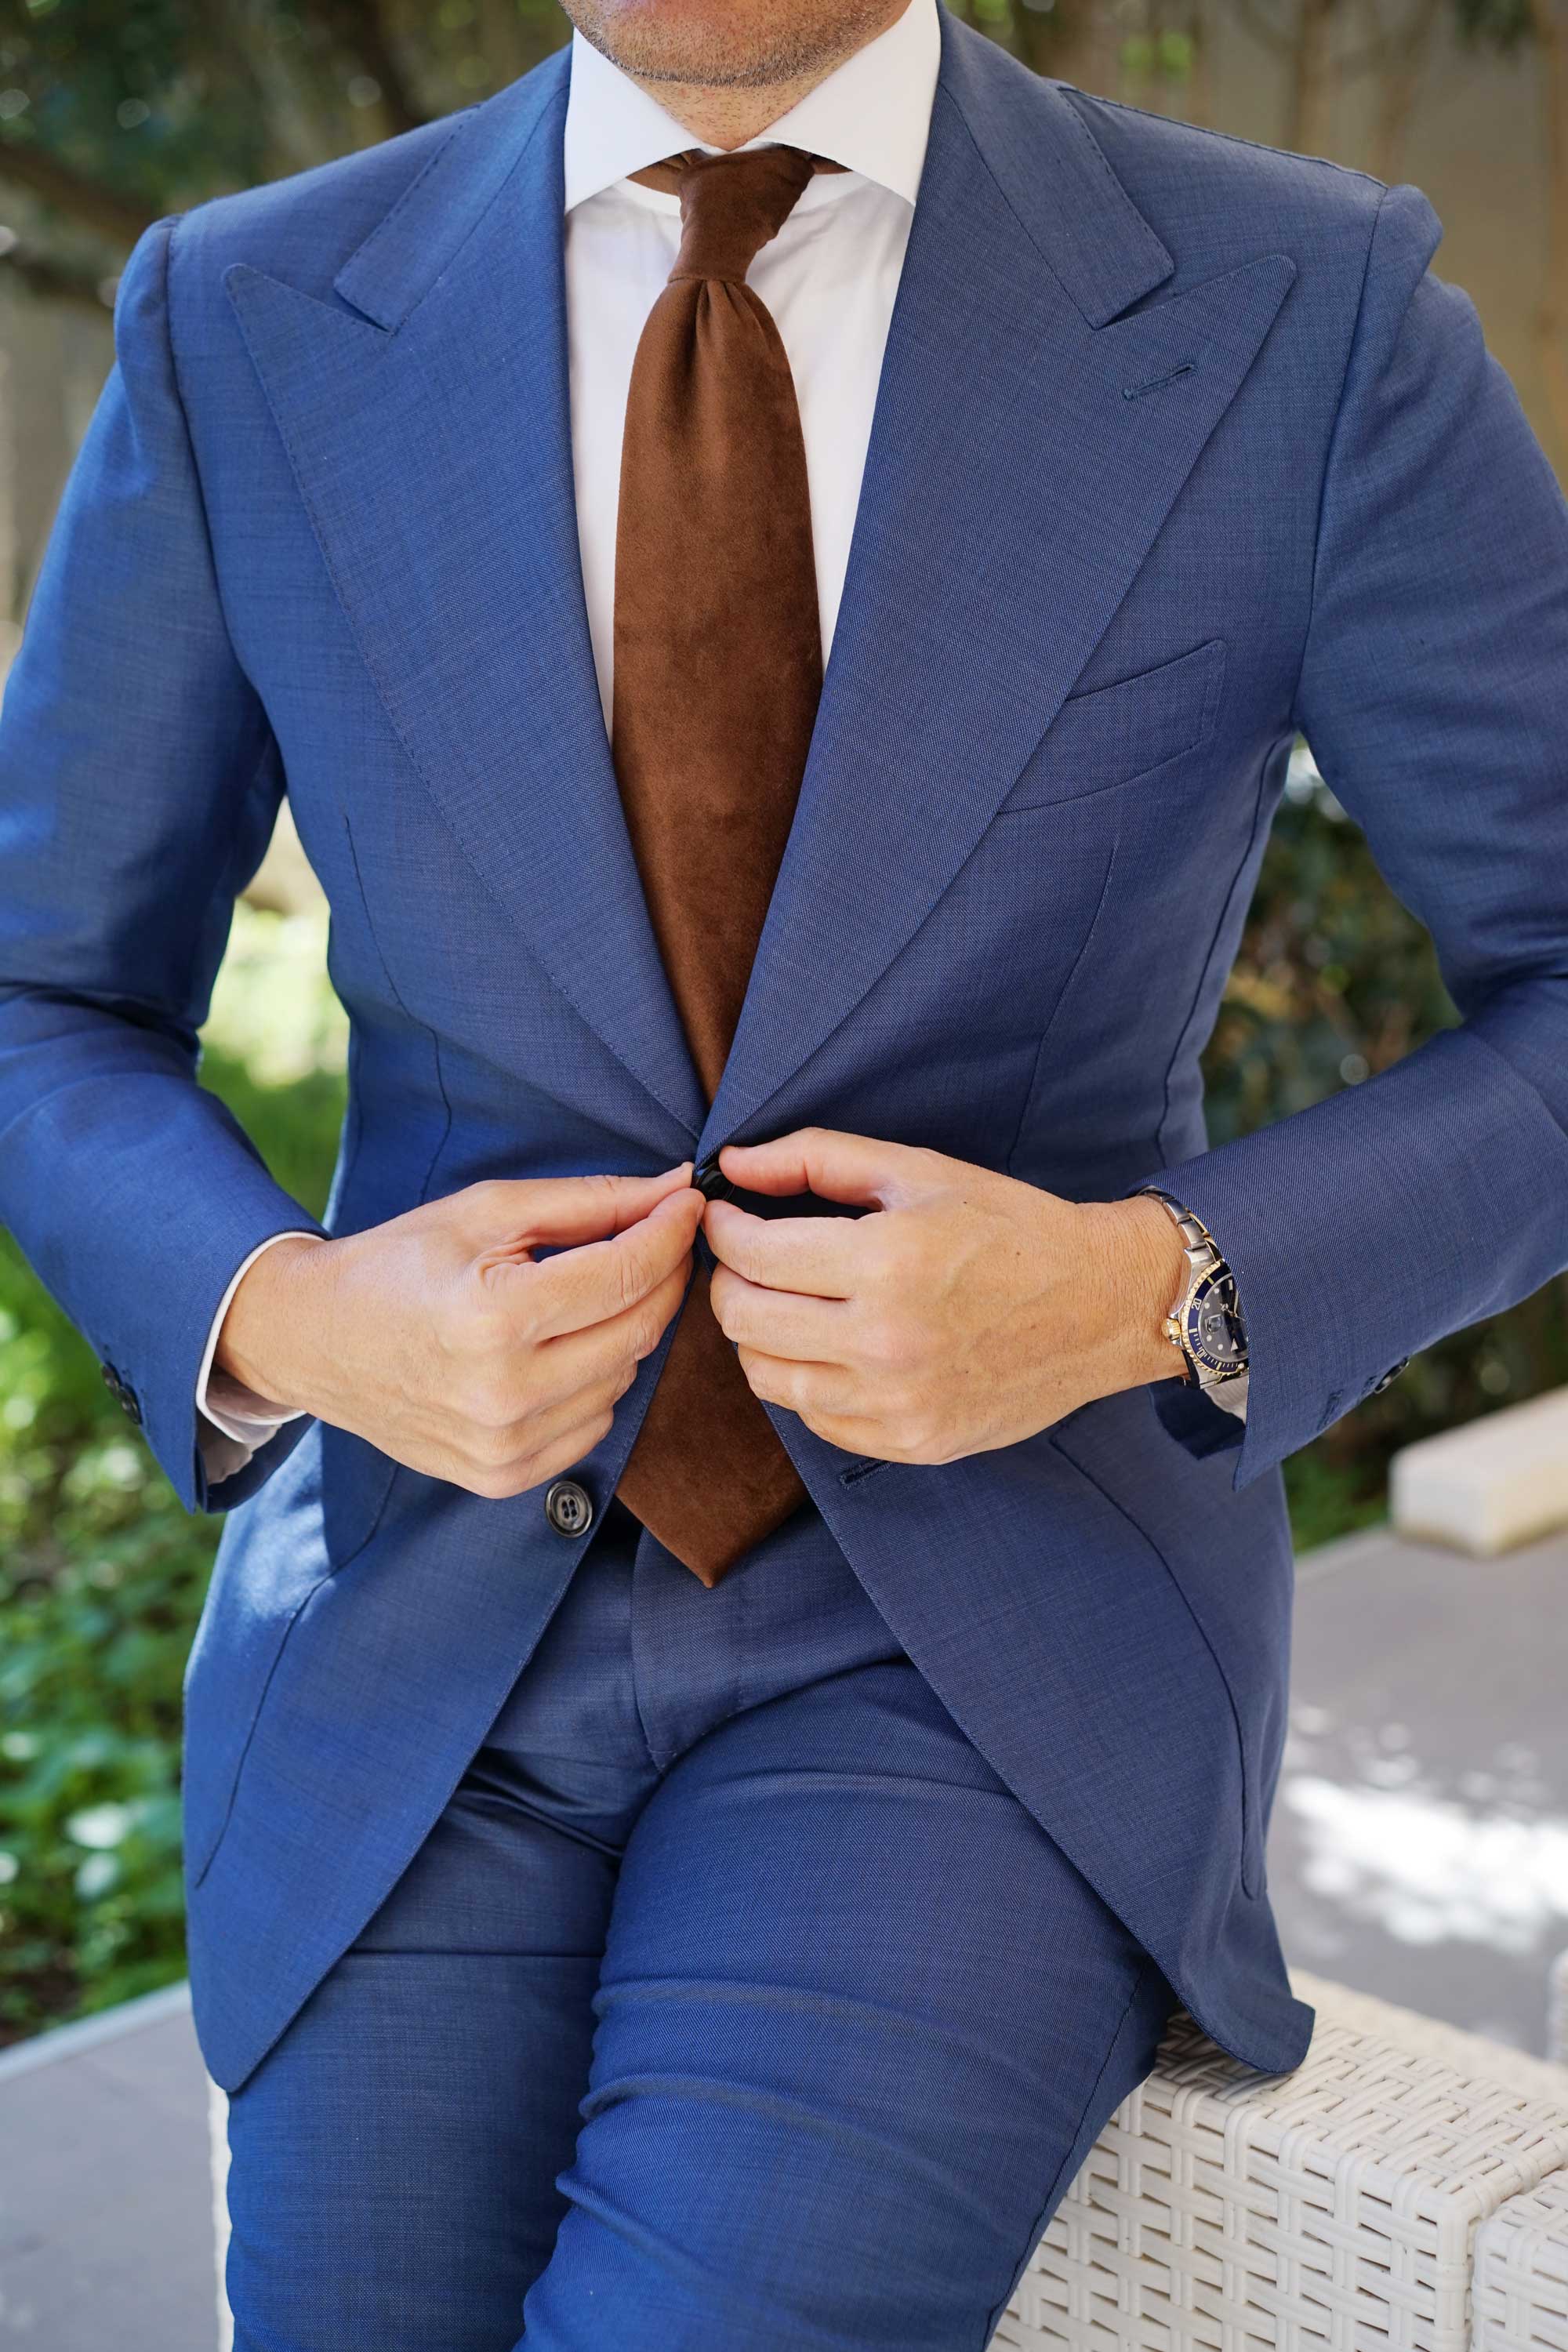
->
<box><xmin>1450</xmin><ymin>0</ymin><xmax>1535</xmax><ymax>47</ymax></box>
<box><xmin>0</xmin><ymin>0</ymin><xmax>573</xmax><ymax>309</ymax></box>
<box><xmin>0</xmin><ymin>0</ymin><xmax>568</xmax><ymax>260</ymax></box>
<box><xmin>1207</xmin><ymin>754</ymin><xmax>1568</xmax><ymax>1542</ymax></box>
<box><xmin>1</xmin><ymin>0</ymin><xmax>274</xmax><ymax>218</ymax></box>
<box><xmin>0</xmin><ymin>908</ymin><xmax>347</xmax><ymax>2045</ymax></box>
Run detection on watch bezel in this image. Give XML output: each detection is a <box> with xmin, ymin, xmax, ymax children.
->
<box><xmin>1181</xmin><ymin>1266</ymin><xmax>1249</xmax><ymax>1378</ymax></box>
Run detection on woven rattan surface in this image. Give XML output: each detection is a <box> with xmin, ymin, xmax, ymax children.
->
<box><xmin>1300</xmin><ymin>1976</ymin><xmax>1568</xmax><ymax>2111</ymax></box>
<box><xmin>989</xmin><ymin>1976</ymin><xmax>1568</xmax><ymax>2352</ymax></box>
<box><xmin>1474</xmin><ymin>2170</ymin><xmax>1568</xmax><ymax>2352</ymax></box>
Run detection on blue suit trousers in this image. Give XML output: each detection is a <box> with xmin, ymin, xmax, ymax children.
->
<box><xmin>223</xmin><ymin>1495</ymin><xmax>1178</xmax><ymax>2350</ymax></box>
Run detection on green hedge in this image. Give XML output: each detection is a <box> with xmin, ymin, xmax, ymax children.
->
<box><xmin>0</xmin><ymin>1040</ymin><xmax>346</xmax><ymax>2043</ymax></box>
<box><xmin>1203</xmin><ymin>765</ymin><xmax>1567</xmax><ymax>1534</ymax></box>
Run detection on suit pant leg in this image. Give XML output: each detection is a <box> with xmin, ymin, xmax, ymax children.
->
<box><xmin>520</xmin><ymin>1656</ymin><xmax>1178</xmax><ymax>2352</ymax></box>
<box><xmin>222</xmin><ymin>1503</ymin><xmax>661</xmax><ymax>2352</ymax></box>
<box><xmin>221</xmin><ymin>1802</ymin><xmax>619</xmax><ymax>2352</ymax></box>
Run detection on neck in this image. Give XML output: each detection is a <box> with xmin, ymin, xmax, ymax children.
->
<box><xmin>575</xmin><ymin>0</ymin><xmax>912</xmax><ymax>151</ymax></box>
<box><xmin>626</xmin><ymin>75</ymin><xmax>830</xmax><ymax>149</ymax></box>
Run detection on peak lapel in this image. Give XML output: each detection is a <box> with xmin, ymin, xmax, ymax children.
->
<box><xmin>227</xmin><ymin>49</ymin><xmax>708</xmax><ymax>1148</ymax></box>
<box><xmin>699</xmin><ymin>17</ymin><xmax>1295</xmax><ymax>1160</ymax></box>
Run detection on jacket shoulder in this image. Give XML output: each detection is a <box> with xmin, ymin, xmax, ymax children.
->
<box><xmin>166</xmin><ymin>109</ymin><xmax>472</xmax><ymax>311</ymax></box>
<box><xmin>1057</xmin><ymin>85</ymin><xmax>1396</xmax><ymax>275</ymax></box>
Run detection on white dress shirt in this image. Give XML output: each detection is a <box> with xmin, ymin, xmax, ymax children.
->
<box><xmin>195</xmin><ymin>0</ymin><xmax>942</xmax><ymax>1473</ymax></box>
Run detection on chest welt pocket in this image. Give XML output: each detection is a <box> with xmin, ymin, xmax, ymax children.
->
<box><xmin>996</xmin><ymin>637</ymin><xmax>1226</xmax><ymax>815</ymax></box>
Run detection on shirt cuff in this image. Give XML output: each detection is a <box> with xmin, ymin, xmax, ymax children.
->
<box><xmin>1206</xmin><ymin>1367</ymin><xmax>1250</xmax><ymax>1421</ymax></box>
<box><xmin>196</xmin><ymin>1230</ymin><xmax>315</xmax><ymax>1476</ymax></box>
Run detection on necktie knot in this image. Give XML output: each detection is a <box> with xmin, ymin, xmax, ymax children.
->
<box><xmin>632</xmin><ymin>144</ymin><xmax>835</xmax><ymax>285</ymax></box>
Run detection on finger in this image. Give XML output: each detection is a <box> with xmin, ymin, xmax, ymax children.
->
<box><xmin>456</xmin><ymin>1382</ymin><xmax>612</xmax><ymax>1480</ymax></box>
<box><xmin>717</xmin><ymin>1127</ymin><xmax>942</xmax><ymax>1210</ymax></box>
<box><xmin>453</xmin><ymin>1307</ymin><xmax>678</xmax><ymax>1482</ymax></box>
<box><xmin>524</xmin><ymin>1414</ymin><xmax>623</xmax><ymax>1492</ymax></box>
<box><xmin>709</xmin><ymin>1263</ymin><xmax>853</xmax><ymax>1363</ymax></box>
<box><xmin>508</xmin><ymin>1186</ymin><xmax>702</xmax><ymax>1341</ymax></box>
<box><xmin>460</xmin><ymin>1355</ymin><xmax>656</xmax><ymax>1491</ymax></box>
<box><xmin>804</xmin><ymin>1419</ymin><xmax>898</xmax><ymax>1460</ymax></box>
<box><xmin>735</xmin><ymin>1345</ymin><xmax>856</xmax><ymax>1420</ymax></box>
<box><xmin>467</xmin><ymin>1164</ymin><xmax>696</xmax><ymax>1254</ymax></box>
<box><xmin>461</xmin><ymin>1409</ymin><xmax>620</xmax><ymax>1501</ymax></box>
<box><xmin>534</xmin><ymin>1256</ymin><xmax>691</xmax><ymax>1390</ymax></box>
<box><xmin>703</xmin><ymin>1199</ymin><xmax>868</xmax><ymax>1298</ymax></box>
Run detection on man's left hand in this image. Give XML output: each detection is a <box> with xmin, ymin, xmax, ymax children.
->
<box><xmin>704</xmin><ymin>1129</ymin><xmax>1189</xmax><ymax>1465</ymax></box>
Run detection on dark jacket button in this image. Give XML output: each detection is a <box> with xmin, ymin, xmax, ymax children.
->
<box><xmin>544</xmin><ymin>1479</ymin><xmax>593</xmax><ymax>1537</ymax></box>
<box><xmin>1368</xmin><ymin>1356</ymin><xmax>1410</xmax><ymax>1397</ymax></box>
<box><xmin>693</xmin><ymin>1155</ymin><xmax>736</xmax><ymax>1203</ymax></box>
<box><xmin>100</xmin><ymin>1362</ymin><xmax>143</xmax><ymax>1425</ymax></box>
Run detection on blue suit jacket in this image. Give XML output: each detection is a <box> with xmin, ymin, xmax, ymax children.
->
<box><xmin>3</xmin><ymin>8</ymin><xmax>1566</xmax><ymax>2092</ymax></box>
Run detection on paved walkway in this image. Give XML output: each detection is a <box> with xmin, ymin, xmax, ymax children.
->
<box><xmin>0</xmin><ymin>1986</ymin><xmax>214</xmax><ymax>2348</ymax></box>
<box><xmin>2</xmin><ymin>1520</ymin><xmax>1564</xmax><ymax>2347</ymax></box>
<box><xmin>1269</xmin><ymin>1519</ymin><xmax>1568</xmax><ymax>2053</ymax></box>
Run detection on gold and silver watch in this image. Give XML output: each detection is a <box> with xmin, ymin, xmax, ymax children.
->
<box><xmin>1138</xmin><ymin>1189</ymin><xmax>1250</xmax><ymax>1420</ymax></box>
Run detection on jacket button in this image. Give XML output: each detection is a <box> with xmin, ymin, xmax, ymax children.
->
<box><xmin>544</xmin><ymin>1478</ymin><xmax>593</xmax><ymax>1538</ymax></box>
<box><xmin>100</xmin><ymin>1362</ymin><xmax>143</xmax><ymax>1427</ymax></box>
<box><xmin>693</xmin><ymin>1154</ymin><xmax>736</xmax><ymax>1204</ymax></box>
<box><xmin>1367</xmin><ymin>1356</ymin><xmax>1410</xmax><ymax>1397</ymax></box>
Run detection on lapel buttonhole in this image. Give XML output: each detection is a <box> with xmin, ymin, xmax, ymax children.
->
<box><xmin>1123</xmin><ymin>361</ymin><xmax>1198</xmax><ymax>401</ymax></box>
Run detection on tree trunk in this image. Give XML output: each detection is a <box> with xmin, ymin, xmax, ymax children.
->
<box><xmin>1048</xmin><ymin>0</ymin><xmax>1122</xmax><ymax>96</ymax></box>
<box><xmin>1529</xmin><ymin>0</ymin><xmax>1568</xmax><ymax>463</ymax></box>
<box><xmin>1366</xmin><ymin>0</ymin><xmax>1442</xmax><ymax>180</ymax></box>
<box><xmin>321</xmin><ymin>0</ymin><xmax>429</xmax><ymax>136</ymax></box>
<box><xmin>1287</xmin><ymin>0</ymin><xmax>1338</xmax><ymax>156</ymax></box>
<box><xmin>1185</xmin><ymin>0</ymin><xmax>1216</xmax><ymax>126</ymax></box>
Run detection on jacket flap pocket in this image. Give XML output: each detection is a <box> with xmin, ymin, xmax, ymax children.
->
<box><xmin>998</xmin><ymin>637</ymin><xmax>1226</xmax><ymax>813</ymax></box>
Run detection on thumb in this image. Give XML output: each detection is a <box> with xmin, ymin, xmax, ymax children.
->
<box><xmin>717</xmin><ymin>1128</ymin><xmax>938</xmax><ymax>1210</ymax></box>
<box><xmin>467</xmin><ymin>1164</ymin><xmax>695</xmax><ymax>1252</ymax></box>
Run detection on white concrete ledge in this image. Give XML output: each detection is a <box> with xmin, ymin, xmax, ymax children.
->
<box><xmin>1390</xmin><ymin>1385</ymin><xmax>1568</xmax><ymax>1557</ymax></box>
<box><xmin>0</xmin><ymin>1978</ymin><xmax>191</xmax><ymax>2084</ymax></box>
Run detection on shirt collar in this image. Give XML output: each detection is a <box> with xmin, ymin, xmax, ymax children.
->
<box><xmin>562</xmin><ymin>0</ymin><xmax>940</xmax><ymax>213</ymax></box>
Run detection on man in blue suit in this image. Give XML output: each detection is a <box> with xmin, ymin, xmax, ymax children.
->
<box><xmin>3</xmin><ymin>0</ymin><xmax>1566</xmax><ymax>2337</ymax></box>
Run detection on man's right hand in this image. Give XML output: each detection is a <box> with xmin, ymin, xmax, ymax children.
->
<box><xmin>214</xmin><ymin>1166</ymin><xmax>702</xmax><ymax>1497</ymax></box>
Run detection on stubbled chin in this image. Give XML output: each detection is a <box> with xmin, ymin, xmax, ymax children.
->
<box><xmin>561</xmin><ymin>0</ymin><xmax>862</xmax><ymax>95</ymax></box>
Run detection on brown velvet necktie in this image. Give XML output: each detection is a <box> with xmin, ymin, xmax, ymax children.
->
<box><xmin>610</xmin><ymin>144</ymin><xmax>840</xmax><ymax>1588</ymax></box>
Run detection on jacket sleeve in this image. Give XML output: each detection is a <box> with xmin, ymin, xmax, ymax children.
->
<box><xmin>0</xmin><ymin>215</ymin><xmax>327</xmax><ymax>1513</ymax></box>
<box><xmin>1127</xmin><ymin>180</ymin><xmax>1568</xmax><ymax>1490</ymax></box>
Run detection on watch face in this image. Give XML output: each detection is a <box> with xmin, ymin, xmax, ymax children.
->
<box><xmin>1185</xmin><ymin>1269</ymin><xmax>1248</xmax><ymax>1375</ymax></box>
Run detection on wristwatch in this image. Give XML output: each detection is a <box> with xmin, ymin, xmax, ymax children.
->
<box><xmin>1138</xmin><ymin>1188</ymin><xmax>1250</xmax><ymax>1417</ymax></box>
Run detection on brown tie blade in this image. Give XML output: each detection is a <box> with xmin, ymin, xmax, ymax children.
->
<box><xmin>610</xmin><ymin>147</ymin><xmax>829</xmax><ymax>1584</ymax></box>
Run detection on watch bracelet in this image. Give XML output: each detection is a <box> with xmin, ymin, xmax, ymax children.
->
<box><xmin>1136</xmin><ymin>1185</ymin><xmax>1250</xmax><ymax>1388</ymax></box>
